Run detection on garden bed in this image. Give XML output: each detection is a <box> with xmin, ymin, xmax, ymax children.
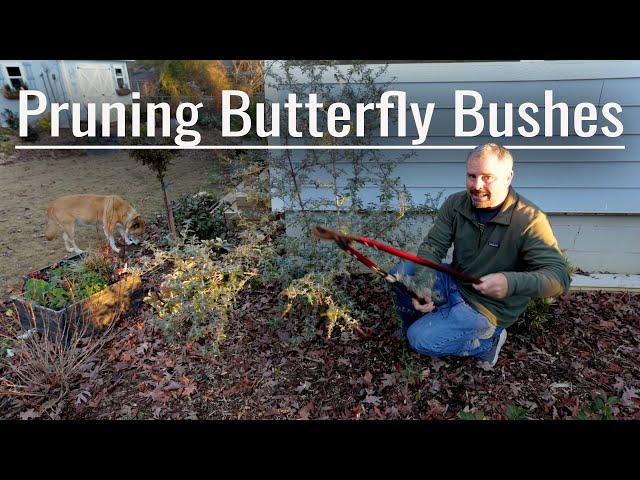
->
<box><xmin>10</xmin><ymin>253</ymin><xmax>142</xmax><ymax>342</ymax></box>
<box><xmin>2</xmin><ymin>274</ymin><xmax>638</xmax><ymax>420</ymax></box>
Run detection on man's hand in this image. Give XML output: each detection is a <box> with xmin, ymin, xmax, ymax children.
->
<box><xmin>472</xmin><ymin>273</ymin><xmax>509</xmax><ymax>299</ymax></box>
<box><xmin>412</xmin><ymin>288</ymin><xmax>436</xmax><ymax>313</ymax></box>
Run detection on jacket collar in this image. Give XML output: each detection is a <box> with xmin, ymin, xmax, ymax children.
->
<box><xmin>454</xmin><ymin>187</ymin><xmax>518</xmax><ymax>226</ymax></box>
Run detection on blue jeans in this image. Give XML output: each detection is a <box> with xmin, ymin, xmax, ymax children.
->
<box><xmin>389</xmin><ymin>261</ymin><xmax>503</xmax><ymax>359</ymax></box>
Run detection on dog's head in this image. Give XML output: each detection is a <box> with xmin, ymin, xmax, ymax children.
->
<box><xmin>126</xmin><ymin>214</ymin><xmax>146</xmax><ymax>242</ymax></box>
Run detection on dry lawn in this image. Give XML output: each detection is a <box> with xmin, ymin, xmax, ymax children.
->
<box><xmin>0</xmin><ymin>152</ymin><xmax>218</xmax><ymax>288</ymax></box>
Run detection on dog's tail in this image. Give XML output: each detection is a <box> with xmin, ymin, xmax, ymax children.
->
<box><xmin>44</xmin><ymin>207</ymin><xmax>59</xmax><ymax>241</ymax></box>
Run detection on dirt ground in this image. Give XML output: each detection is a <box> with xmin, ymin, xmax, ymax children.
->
<box><xmin>0</xmin><ymin>152</ymin><xmax>218</xmax><ymax>288</ymax></box>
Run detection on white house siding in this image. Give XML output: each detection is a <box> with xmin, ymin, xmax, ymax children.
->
<box><xmin>0</xmin><ymin>60</ymin><xmax>132</xmax><ymax>125</ymax></box>
<box><xmin>266</xmin><ymin>61</ymin><xmax>640</xmax><ymax>274</ymax></box>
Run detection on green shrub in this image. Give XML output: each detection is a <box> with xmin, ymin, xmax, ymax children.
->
<box><xmin>519</xmin><ymin>248</ymin><xmax>572</xmax><ymax>330</ymax></box>
<box><xmin>0</xmin><ymin>134</ymin><xmax>17</xmax><ymax>154</ymax></box>
<box><xmin>1</xmin><ymin>109</ymin><xmax>19</xmax><ymax>131</ymax></box>
<box><xmin>574</xmin><ymin>392</ymin><xmax>620</xmax><ymax>420</ymax></box>
<box><xmin>1</xmin><ymin>338</ymin><xmax>13</xmax><ymax>357</ymax></box>
<box><xmin>197</xmin><ymin>113</ymin><xmax>215</xmax><ymax>128</ymax></box>
<box><xmin>560</xmin><ymin>247</ymin><xmax>577</xmax><ymax>277</ymax></box>
<box><xmin>35</xmin><ymin>113</ymin><xmax>52</xmax><ymax>133</ymax></box>
<box><xmin>458</xmin><ymin>410</ymin><xmax>486</xmax><ymax>420</ymax></box>
<box><xmin>0</xmin><ymin>107</ymin><xmax>40</xmax><ymax>141</ymax></box>
<box><xmin>505</xmin><ymin>404</ymin><xmax>528</xmax><ymax>420</ymax></box>
<box><xmin>23</xmin><ymin>128</ymin><xmax>39</xmax><ymax>142</ymax></box>
<box><xmin>400</xmin><ymin>347</ymin><xmax>426</xmax><ymax>386</ymax></box>
<box><xmin>280</xmin><ymin>272</ymin><xmax>363</xmax><ymax>341</ymax></box>
<box><xmin>522</xmin><ymin>297</ymin><xmax>553</xmax><ymax>330</ymax></box>
<box><xmin>143</xmin><ymin>237</ymin><xmax>261</xmax><ymax>354</ymax></box>
<box><xmin>124</xmin><ymin>104</ymin><xmax>147</xmax><ymax>124</ymax></box>
<box><xmin>172</xmin><ymin>191</ymin><xmax>227</xmax><ymax>240</ymax></box>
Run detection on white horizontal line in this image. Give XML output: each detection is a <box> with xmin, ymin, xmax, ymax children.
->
<box><xmin>14</xmin><ymin>145</ymin><xmax>627</xmax><ymax>150</ymax></box>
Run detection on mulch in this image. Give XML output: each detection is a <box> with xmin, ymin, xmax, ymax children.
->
<box><xmin>2</xmin><ymin>271</ymin><xmax>638</xmax><ymax>420</ymax></box>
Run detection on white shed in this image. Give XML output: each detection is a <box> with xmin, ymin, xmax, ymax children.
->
<box><xmin>266</xmin><ymin>61</ymin><xmax>640</xmax><ymax>275</ymax></box>
<box><xmin>0</xmin><ymin>60</ymin><xmax>132</xmax><ymax>126</ymax></box>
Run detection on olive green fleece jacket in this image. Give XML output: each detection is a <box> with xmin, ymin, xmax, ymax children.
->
<box><xmin>413</xmin><ymin>187</ymin><xmax>571</xmax><ymax>328</ymax></box>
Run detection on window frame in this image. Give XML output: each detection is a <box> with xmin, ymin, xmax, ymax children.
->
<box><xmin>113</xmin><ymin>65</ymin><xmax>127</xmax><ymax>89</ymax></box>
<box><xmin>2</xmin><ymin>64</ymin><xmax>27</xmax><ymax>91</ymax></box>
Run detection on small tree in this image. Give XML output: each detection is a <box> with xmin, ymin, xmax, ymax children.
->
<box><xmin>129</xmin><ymin>147</ymin><xmax>179</xmax><ymax>241</ymax></box>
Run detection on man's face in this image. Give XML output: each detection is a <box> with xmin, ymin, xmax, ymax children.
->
<box><xmin>466</xmin><ymin>153</ymin><xmax>514</xmax><ymax>208</ymax></box>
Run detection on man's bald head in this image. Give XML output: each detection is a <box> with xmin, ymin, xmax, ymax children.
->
<box><xmin>467</xmin><ymin>143</ymin><xmax>514</xmax><ymax>171</ymax></box>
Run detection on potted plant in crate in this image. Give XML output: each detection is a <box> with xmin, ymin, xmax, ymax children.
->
<box><xmin>115</xmin><ymin>84</ymin><xmax>132</xmax><ymax>96</ymax></box>
<box><xmin>10</xmin><ymin>249</ymin><xmax>143</xmax><ymax>343</ymax></box>
<box><xmin>2</xmin><ymin>82</ymin><xmax>28</xmax><ymax>100</ymax></box>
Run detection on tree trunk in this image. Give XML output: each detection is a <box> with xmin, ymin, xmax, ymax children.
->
<box><xmin>160</xmin><ymin>176</ymin><xmax>178</xmax><ymax>241</ymax></box>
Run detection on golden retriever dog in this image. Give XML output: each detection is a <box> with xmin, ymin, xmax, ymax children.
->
<box><xmin>44</xmin><ymin>195</ymin><xmax>146</xmax><ymax>254</ymax></box>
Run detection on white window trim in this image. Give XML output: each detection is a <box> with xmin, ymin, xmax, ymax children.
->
<box><xmin>113</xmin><ymin>64</ymin><xmax>128</xmax><ymax>89</ymax></box>
<box><xmin>2</xmin><ymin>63</ymin><xmax>27</xmax><ymax>91</ymax></box>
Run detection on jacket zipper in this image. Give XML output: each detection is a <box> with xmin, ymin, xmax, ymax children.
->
<box><xmin>477</xmin><ymin>222</ymin><xmax>485</xmax><ymax>249</ymax></box>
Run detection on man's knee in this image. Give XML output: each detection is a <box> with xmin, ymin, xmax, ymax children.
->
<box><xmin>390</xmin><ymin>260</ymin><xmax>415</xmax><ymax>279</ymax></box>
<box><xmin>406</xmin><ymin>318</ymin><xmax>444</xmax><ymax>356</ymax></box>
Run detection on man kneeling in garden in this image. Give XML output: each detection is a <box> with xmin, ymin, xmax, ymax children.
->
<box><xmin>390</xmin><ymin>143</ymin><xmax>571</xmax><ymax>368</ymax></box>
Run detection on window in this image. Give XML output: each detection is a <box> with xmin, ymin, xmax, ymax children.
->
<box><xmin>4</xmin><ymin>65</ymin><xmax>27</xmax><ymax>90</ymax></box>
<box><xmin>114</xmin><ymin>66</ymin><xmax>126</xmax><ymax>89</ymax></box>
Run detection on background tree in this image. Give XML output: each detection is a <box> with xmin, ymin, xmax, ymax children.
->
<box><xmin>130</xmin><ymin>60</ymin><xmax>263</xmax><ymax>113</ymax></box>
<box><xmin>129</xmin><ymin>147</ymin><xmax>179</xmax><ymax>242</ymax></box>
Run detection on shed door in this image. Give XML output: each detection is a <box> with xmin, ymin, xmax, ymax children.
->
<box><xmin>76</xmin><ymin>64</ymin><xmax>115</xmax><ymax>105</ymax></box>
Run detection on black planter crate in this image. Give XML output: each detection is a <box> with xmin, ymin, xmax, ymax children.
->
<box><xmin>10</xmin><ymin>253</ymin><xmax>142</xmax><ymax>343</ymax></box>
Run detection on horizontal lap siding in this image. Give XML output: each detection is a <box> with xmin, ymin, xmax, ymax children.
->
<box><xmin>277</xmin><ymin>106</ymin><xmax>637</xmax><ymax>137</ymax></box>
<box><xmin>284</xmin><ymin>135</ymin><xmax>640</xmax><ymax>160</ymax></box>
<box><xmin>268</xmin><ymin>62</ymin><xmax>640</xmax><ymax>215</ymax></box>
<box><xmin>301</xmin><ymin>162</ymin><xmax>640</xmax><ymax>188</ymax></box>
<box><xmin>267</xmin><ymin>62</ymin><xmax>640</xmax><ymax>272</ymax></box>
<box><xmin>297</xmin><ymin>186</ymin><xmax>639</xmax><ymax>214</ymax></box>
<box><xmin>403</xmin><ymin>83</ymin><xmax>638</xmax><ymax>213</ymax></box>
<box><xmin>548</xmin><ymin>215</ymin><xmax>640</xmax><ymax>273</ymax></box>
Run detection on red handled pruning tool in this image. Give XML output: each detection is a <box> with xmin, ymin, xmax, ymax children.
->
<box><xmin>312</xmin><ymin>225</ymin><xmax>482</xmax><ymax>306</ymax></box>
